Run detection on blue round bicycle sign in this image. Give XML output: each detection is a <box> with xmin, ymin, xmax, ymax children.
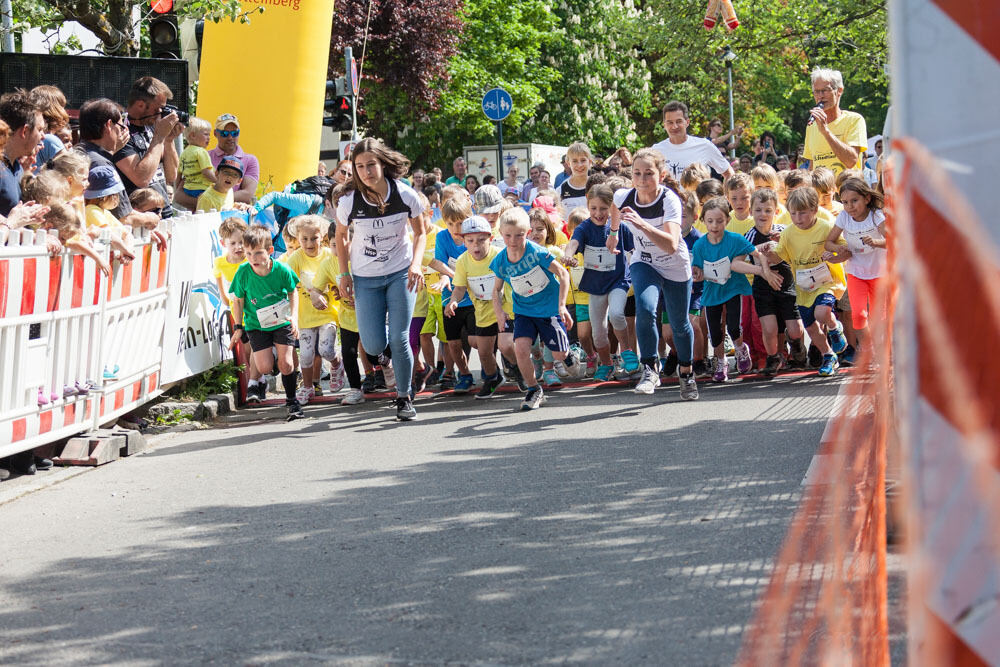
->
<box><xmin>481</xmin><ymin>87</ymin><xmax>513</xmax><ymax>122</ymax></box>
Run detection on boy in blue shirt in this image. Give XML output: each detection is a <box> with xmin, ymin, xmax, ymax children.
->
<box><xmin>490</xmin><ymin>207</ymin><xmax>575</xmax><ymax>410</ymax></box>
<box><xmin>691</xmin><ymin>197</ymin><xmax>781</xmax><ymax>383</ymax></box>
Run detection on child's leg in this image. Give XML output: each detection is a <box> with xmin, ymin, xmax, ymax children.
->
<box><xmin>608</xmin><ymin>288</ymin><xmax>631</xmax><ymax>351</ymax></box>
<box><xmin>577</xmin><ymin>319</ymin><xmax>594</xmax><ymax>358</ymax></box>
<box><xmin>340</xmin><ymin>328</ymin><xmax>362</xmax><ymax>389</ymax></box>
<box><xmin>274</xmin><ymin>341</ymin><xmax>298</xmax><ymax>403</ymax></box>
<box><xmin>588</xmin><ymin>293</ymin><xmax>613</xmax><ymax>365</ymax></box>
<box><xmin>498</xmin><ymin>330</ymin><xmax>516</xmax><ymax>367</ymax></box>
<box><xmin>409</xmin><ymin>317</ymin><xmax>426</xmax><ymax>372</ymax></box>
<box><xmin>473</xmin><ymin>335</ymin><xmax>499</xmax><ymax>375</ymax></box>
<box><xmin>447</xmin><ymin>340</ymin><xmax>471</xmax><ymax>374</ymax></box>
<box><xmin>419</xmin><ymin>332</ymin><xmax>436</xmax><ymax>370</ymax></box>
<box><xmin>689</xmin><ymin>312</ymin><xmax>706</xmax><ymax>360</ymax></box>
<box><xmin>725</xmin><ymin>295</ymin><xmax>744</xmax><ymax>346</ymax></box>
<box><xmin>514</xmin><ymin>336</ymin><xmax>538</xmax><ymax>388</ymax></box>
<box><xmin>359</xmin><ymin>340</ymin><xmax>374</xmax><ymax>375</ymax></box>
<box><xmin>705</xmin><ymin>303</ymin><xmax>727</xmax><ymax>359</ymax></box>
<box><xmin>760</xmin><ymin>314</ymin><xmax>779</xmax><ymax>355</ymax></box>
<box><xmin>251</xmin><ymin>348</ymin><xmax>275</xmax><ymax>376</ymax></box>
<box><xmin>298</xmin><ymin>326</ymin><xmax>319</xmax><ymax>388</ymax></box>
<box><xmin>317</xmin><ymin>323</ymin><xmax>339</xmax><ymax>363</ymax></box>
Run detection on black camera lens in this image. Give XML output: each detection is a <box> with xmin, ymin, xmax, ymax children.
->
<box><xmin>160</xmin><ymin>104</ymin><xmax>189</xmax><ymax>124</ymax></box>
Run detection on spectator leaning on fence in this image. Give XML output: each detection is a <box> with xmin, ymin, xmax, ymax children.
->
<box><xmin>74</xmin><ymin>98</ymin><xmax>158</xmax><ymax>229</ymax></box>
<box><xmin>114</xmin><ymin>76</ymin><xmax>182</xmax><ymax>218</ymax></box>
<box><xmin>0</xmin><ymin>90</ymin><xmax>45</xmax><ymax>216</ymax></box>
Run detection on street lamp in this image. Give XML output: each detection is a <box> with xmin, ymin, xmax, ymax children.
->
<box><xmin>721</xmin><ymin>46</ymin><xmax>737</xmax><ymax>159</ymax></box>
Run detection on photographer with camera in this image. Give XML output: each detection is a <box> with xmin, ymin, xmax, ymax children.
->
<box><xmin>113</xmin><ymin>76</ymin><xmax>183</xmax><ymax>218</ymax></box>
<box><xmin>754</xmin><ymin>131</ymin><xmax>779</xmax><ymax>168</ymax></box>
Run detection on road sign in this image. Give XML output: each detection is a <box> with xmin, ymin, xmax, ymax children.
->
<box><xmin>350</xmin><ymin>57</ymin><xmax>359</xmax><ymax>96</ymax></box>
<box><xmin>481</xmin><ymin>87</ymin><xmax>512</xmax><ymax>122</ymax></box>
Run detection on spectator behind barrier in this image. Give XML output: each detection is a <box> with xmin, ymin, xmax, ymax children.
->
<box><xmin>29</xmin><ymin>85</ymin><xmax>71</xmax><ymax>171</ymax></box>
<box><xmin>0</xmin><ymin>89</ymin><xmax>45</xmax><ymax>216</ymax></box>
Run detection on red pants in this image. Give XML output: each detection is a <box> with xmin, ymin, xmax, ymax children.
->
<box><xmin>740</xmin><ymin>295</ymin><xmax>767</xmax><ymax>368</ymax></box>
<box><xmin>845</xmin><ymin>274</ymin><xmax>881</xmax><ymax>329</ymax></box>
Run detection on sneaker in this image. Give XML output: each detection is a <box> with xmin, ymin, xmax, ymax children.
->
<box><xmin>827</xmin><ymin>322</ymin><xmax>848</xmax><ymax>355</ymax></box>
<box><xmin>380</xmin><ymin>363</ymin><xmax>396</xmax><ymax>389</ymax></box>
<box><xmin>102</xmin><ymin>365</ymin><xmax>119</xmax><ymax>382</ymax></box>
<box><xmin>611</xmin><ymin>353</ymin><xmax>624</xmax><ymax>378</ymax></box>
<box><xmin>312</xmin><ymin>381</ymin><xmax>323</xmax><ymax>397</ymax></box>
<box><xmin>620</xmin><ymin>350</ymin><xmax>641</xmax><ymax>375</ymax></box>
<box><xmin>712</xmin><ymin>356</ymin><xmax>728</xmax><ymax>383</ymax></box>
<box><xmin>286</xmin><ymin>400</ymin><xmax>305</xmax><ymax>421</ymax></box>
<box><xmin>532</xmin><ymin>356</ymin><xmax>544</xmax><ymax>381</ymax></box>
<box><xmin>520</xmin><ymin>385</ymin><xmax>546</xmax><ymax>411</ymax></box>
<box><xmin>255</xmin><ymin>381</ymin><xmax>269</xmax><ymax>401</ymax></box>
<box><xmin>362</xmin><ymin>372</ymin><xmax>378</xmax><ymax>394</ymax></box>
<box><xmin>818</xmin><ymin>353</ymin><xmax>840</xmax><ymax>377</ymax></box>
<box><xmin>341</xmin><ymin>388</ymin><xmax>365</xmax><ymax>405</ymax></box>
<box><xmin>454</xmin><ymin>373</ymin><xmax>475</xmax><ymax>394</ymax></box>
<box><xmin>75</xmin><ymin>380</ymin><xmax>92</xmax><ymax>395</ymax></box>
<box><xmin>0</xmin><ymin>467</ymin><xmax>9</xmax><ymax>482</ymax></box>
<box><xmin>476</xmin><ymin>373</ymin><xmax>504</xmax><ymax>399</ymax></box>
<box><xmin>295</xmin><ymin>385</ymin><xmax>314</xmax><ymax>405</ymax></box>
<box><xmin>788</xmin><ymin>339</ymin><xmax>808</xmax><ymax>369</ymax></box>
<box><xmin>426</xmin><ymin>366</ymin><xmax>442</xmax><ymax>387</ymax></box>
<box><xmin>735</xmin><ymin>342</ymin><xmax>753</xmax><ymax>375</ymax></box>
<box><xmin>439</xmin><ymin>373</ymin><xmax>456</xmax><ymax>391</ymax></box>
<box><xmin>661</xmin><ymin>352</ymin><xmax>679</xmax><ymax>379</ymax></box>
<box><xmin>373</xmin><ymin>368</ymin><xmax>388</xmax><ymax>390</ymax></box>
<box><xmin>761</xmin><ymin>354</ymin><xmax>784</xmax><ymax>377</ymax></box>
<box><xmin>553</xmin><ymin>360</ymin><xmax>571</xmax><ymax>379</ymax></box>
<box><xmin>593</xmin><ymin>364</ymin><xmax>614</xmax><ymax>382</ymax></box>
<box><xmin>245</xmin><ymin>382</ymin><xmax>262</xmax><ymax>404</ymax></box>
<box><xmin>328</xmin><ymin>360</ymin><xmax>346</xmax><ymax>393</ymax></box>
<box><xmin>585</xmin><ymin>355</ymin><xmax>597</xmax><ymax>378</ymax></box>
<box><xmin>395</xmin><ymin>396</ymin><xmax>417</xmax><ymax>421</ymax></box>
<box><xmin>37</xmin><ymin>389</ymin><xmax>50</xmax><ymax>406</ymax></box>
<box><xmin>634</xmin><ymin>365</ymin><xmax>661</xmax><ymax>394</ymax></box>
<box><xmin>412</xmin><ymin>365</ymin><xmax>432</xmax><ymax>394</ymax></box>
<box><xmin>807</xmin><ymin>344</ymin><xmax>823</xmax><ymax>369</ymax></box>
<box><xmin>542</xmin><ymin>369</ymin><xmax>562</xmax><ymax>387</ymax></box>
<box><xmin>34</xmin><ymin>456</ymin><xmax>53</xmax><ymax>471</ymax></box>
<box><xmin>693</xmin><ymin>359</ymin><xmax>712</xmax><ymax>378</ymax></box>
<box><xmin>678</xmin><ymin>371</ymin><xmax>699</xmax><ymax>401</ymax></box>
<box><xmin>839</xmin><ymin>345</ymin><xmax>856</xmax><ymax>367</ymax></box>
<box><xmin>62</xmin><ymin>384</ymin><xmax>78</xmax><ymax>398</ymax></box>
<box><xmin>508</xmin><ymin>364</ymin><xmax>528</xmax><ymax>392</ymax></box>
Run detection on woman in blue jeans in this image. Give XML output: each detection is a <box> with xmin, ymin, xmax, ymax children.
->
<box><xmin>606</xmin><ymin>148</ymin><xmax>699</xmax><ymax>400</ymax></box>
<box><xmin>335</xmin><ymin>138</ymin><xmax>426</xmax><ymax>421</ymax></box>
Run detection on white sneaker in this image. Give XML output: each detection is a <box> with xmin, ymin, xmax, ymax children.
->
<box><xmin>341</xmin><ymin>388</ymin><xmax>365</xmax><ymax>405</ymax></box>
<box><xmin>380</xmin><ymin>364</ymin><xmax>396</xmax><ymax>389</ymax></box>
<box><xmin>553</xmin><ymin>360</ymin><xmax>571</xmax><ymax>378</ymax></box>
<box><xmin>329</xmin><ymin>359</ymin><xmax>346</xmax><ymax>393</ymax></box>
<box><xmin>634</xmin><ymin>365</ymin><xmax>661</xmax><ymax>394</ymax></box>
<box><xmin>295</xmin><ymin>385</ymin><xmax>314</xmax><ymax>405</ymax></box>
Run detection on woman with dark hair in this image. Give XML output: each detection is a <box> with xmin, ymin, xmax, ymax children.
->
<box><xmin>754</xmin><ymin>131</ymin><xmax>779</xmax><ymax>167</ymax></box>
<box><xmin>708</xmin><ymin>118</ymin><xmax>741</xmax><ymax>155</ymax></box>
<box><xmin>335</xmin><ymin>138</ymin><xmax>426</xmax><ymax>421</ymax></box>
<box><xmin>465</xmin><ymin>174</ymin><xmax>480</xmax><ymax>196</ymax></box>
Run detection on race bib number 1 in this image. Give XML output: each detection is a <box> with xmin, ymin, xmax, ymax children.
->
<box><xmin>257</xmin><ymin>298</ymin><xmax>291</xmax><ymax>328</ymax></box>
<box><xmin>466</xmin><ymin>273</ymin><xmax>495</xmax><ymax>300</ymax></box>
<box><xmin>583</xmin><ymin>245</ymin><xmax>616</xmax><ymax>272</ymax></box>
<box><xmin>703</xmin><ymin>257</ymin><xmax>732</xmax><ymax>285</ymax></box>
<box><xmin>510</xmin><ymin>265</ymin><xmax>550</xmax><ymax>297</ymax></box>
<box><xmin>796</xmin><ymin>263</ymin><xmax>834</xmax><ymax>291</ymax></box>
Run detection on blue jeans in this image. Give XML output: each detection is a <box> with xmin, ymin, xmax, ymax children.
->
<box><xmin>353</xmin><ymin>269</ymin><xmax>415</xmax><ymax>397</ymax></box>
<box><xmin>631</xmin><ymin>262</ymin><xmax>693</xmax><ymax>367</ymax></box>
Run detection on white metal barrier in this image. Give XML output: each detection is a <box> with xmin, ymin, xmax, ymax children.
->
<box><xmin>0</xmin><ymin>214</ymin><xmax>227</xmax><ymax>458</ymax></box>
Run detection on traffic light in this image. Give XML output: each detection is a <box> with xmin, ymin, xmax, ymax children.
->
<box><xmin>323</xmin><ymin>77</ymin><xmax>354</xmax><ymax>131</ymax></box>
<box><xmin>149</xmin><ymin>0</ymin><xmax>181</xmax><ymax>59</ymax></box>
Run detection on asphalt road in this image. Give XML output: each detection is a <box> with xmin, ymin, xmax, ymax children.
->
<box><xmin>0</xmin><ymin>373</ymin><xmax>850</xmax><ymax>665</ymax></box>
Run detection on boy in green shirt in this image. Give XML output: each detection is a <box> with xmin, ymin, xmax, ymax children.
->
<box><xmin>228</xmin><ymin>225</ymin><xmax>304</xmax><ymax>420</ymax></box>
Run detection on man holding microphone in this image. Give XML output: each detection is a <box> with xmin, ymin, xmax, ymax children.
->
<box><xmin>802</xmin><ymin>68</ymin><xmax>868</xmax><ymax>175</ymax></box>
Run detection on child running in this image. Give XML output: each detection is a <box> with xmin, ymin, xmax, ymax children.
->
<box><xmin>227</xmin><ymin>225</ymin><xmax>304</xmax><ymax>420</ymax></box>
<box><xmin>691</xmin><ymin>197</ymin><xmax>781</xmax><ymax>382</ymax></box>
<box><xmin>763</xmin><ymin>188</ymin><xmax>849</xmax><ymax>377</ymax></box>
<box><xmin>562</xmin><ymin>184</ymin><xmax>637</xmax><ymax>381</ymax></box>
<box><xmin>558</xmin><ymin>142</ymin><xmax>593</xmax><ymax>213</ymax></box>
<box><xmin>490</xmin><ymin>207</ymin><xmax>575</xmax><ymax>411</ymax></box>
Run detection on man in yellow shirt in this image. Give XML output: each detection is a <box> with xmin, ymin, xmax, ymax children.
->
<box><xmin>803</xmin><ymin>68</ymin><xmax>868</xmax><ymax>175</ymax></box>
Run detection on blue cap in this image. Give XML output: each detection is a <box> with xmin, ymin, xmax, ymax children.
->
<box><xmin>218</xmin><ymin>155</ymin><xmax>244</xmax><ymax>177</ymax></box>
<box><xmin>84</xmin><ymin>165</ymin><xmax>125</xmax><ymax>199</ymax></box>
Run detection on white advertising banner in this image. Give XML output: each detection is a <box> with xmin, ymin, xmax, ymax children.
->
<box><xmin>160</xmin><ymin>212</ymin><xmax>235</xmax><ymax>384</ymax></box>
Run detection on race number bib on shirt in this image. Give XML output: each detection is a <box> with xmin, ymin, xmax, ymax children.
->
<box><xmin>569</xmin><ymin>265</ymin><xmax>585</xmax><ymax>288</ymax></box>
<box><xmin>257</xmin><ymin>298</ymin><xmax>291</xmax><ymax>328</ymax></box>
<box><xmin>466</xmin><ymin>272</ymin><xmax>496</xmax><ymax>300</ymax></box>
<box><xmin>510</xmin><ymin>265</ymin><xmax>550</xmax><ymax>297</ymax></box>
<box><xmin>703</xmin><ymin>257</ymin><xmax>732</xmax><ymax>285</ymax></box>
<box><xmin>583</xmin><ymin>245</ymin><xmax>616</xmax><ymax>272</ymax></box>
<box><xmin>843</xmin><ymin>225</ymin><xmax>881</xmax><ymax>255</ymax></box>
<box><xmin>298</xmin><ymin>271</ymin><xmax>315</xmax><ymax>290</ymax></box>
<box><xmin>796</xmin><ymin>263</ymin><xmax>834</xmax><ymax>290</ymax></box>
<box><xmin>447</xmin><ymin>256</ymin><xmax>457</xmax><ymax>270</ymax></box>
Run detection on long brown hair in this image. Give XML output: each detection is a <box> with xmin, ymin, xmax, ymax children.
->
<box><xmin>345</xmin><ymin>137</ymin><xmax>411</xmax><ymax>214</ymax></box>
<box><xmin>838</xmin><ymin>177</ymin><xmax>884</xmax><ymax>211</ymax></box>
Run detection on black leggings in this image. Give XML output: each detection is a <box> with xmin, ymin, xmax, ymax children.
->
<box><xmin>340</xmin><ymin>328</ymin><xmax>363</xmax><ymax>389</ymax></box>
<box><xmin>705</xmin><ymin>295</ymin><xmax>743</xmax><ymax>348</ymax></box>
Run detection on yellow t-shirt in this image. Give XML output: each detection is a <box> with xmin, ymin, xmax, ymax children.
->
<box><xmin>196</xmin><ymin>186</ymin><xmax>235</xmax><ymax>212</ymax></box>
<box><xmin>213</xmin><ymin>255</ymin><xmax>245</xmax><ymax>286</ymax></box>
<box><xmin>452</xmin><ymin>245</ymin><xmax>512</xmax><ymax>327</ymax></box>
<box><xmin>567</xmin><ymin>252</ymin><xmax>588</xmax><ymax>305</ymax></box>
<box><xmin>774</xmin><ymin>218</ymin><xmax>847</xmax><ymax>307</ymax></box>
<box><xmin>803</xmin><ymin>110</ymin><xmax>867</xmax><ymax>175</ymax></box>
<box><xmin>554</xmin><ymin>229</ymin><xmax>570</xmax><ymax>247</ymax></box>
<box><xmin>85</xmin><ymin>205</ymin><xmax>126</xmax><ymax>233</ymax></box>
<box><xmin>285</xmin><ymin>247</ymin><xmax>338</xmax><ymax>329</ymax></box>
<box><xmin>421</xmin><ymin>224</ymin><xmax>444</xmax><ymax>295</ymax></box>
<box><xmin>728</xmin><ymin>211</ymin><xmax>755</xmax><ymax>237</ymax></box>
<box><xmin>313</xmin><ymin>254</ymin><xmax>356</xmax><ymax>332</ymax></box>
<box><xmin>179</xmin><ymin>145</ymin><xmax>213</xmax><ymax>191</ymax></box>
<box><xmin>776</xmin><ymin>205</ymin><xmax>834</xmax><ymax>229</ymax></box>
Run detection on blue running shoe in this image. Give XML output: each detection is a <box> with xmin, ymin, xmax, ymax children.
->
<box><xmin>818</xmin><ymin>353</ymin><xmax>840</xmax><ymax>377</ymax></box>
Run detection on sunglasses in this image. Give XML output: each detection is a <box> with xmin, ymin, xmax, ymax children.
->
<box><xmin>217</xmin><ymin>129</ymin><xmax>239</xmax><ymax>138</ymax></box>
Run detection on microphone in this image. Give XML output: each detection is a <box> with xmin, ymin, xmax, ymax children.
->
<box><xmin>806</xmin><ymin>105</ymin><xmax>824</xmax><ymax>126</ymax></box>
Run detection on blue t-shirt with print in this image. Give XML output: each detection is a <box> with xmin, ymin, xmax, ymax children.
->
<box><xmin>435</xmin><ymin>229</ymin><xmax>473</xmax><ymax>308</ymax></box>
<box><xmin>691</xmin><ymin>230</ymin><xmax>755</xmax><ymax>307</ymax></box>
<box><xmin>570</xmin><ymin>219</ymin><xmax>633</xmax><ymax>295</ymax></box>
<box><xmin>489</xmin><ymin>240</ymin><xmax>561</xmax><ymax>318</ymax></box>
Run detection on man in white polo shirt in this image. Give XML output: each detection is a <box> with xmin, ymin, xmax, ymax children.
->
<box><xmin>651</xmin><ymin>100</ymin><xmax>734</xmax><ymax>182</ymax></box>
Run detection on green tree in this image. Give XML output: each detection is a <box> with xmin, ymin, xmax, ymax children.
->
<box><xmin>635</xmin><ymin>0</ymin><xmax>888</xmax><ymax>155</ymax></box>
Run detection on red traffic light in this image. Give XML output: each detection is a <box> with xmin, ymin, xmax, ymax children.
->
<box><xmin>151</xmin><ymin>0</ymin><xmax>173</xmax><ymax>13</ymax></box>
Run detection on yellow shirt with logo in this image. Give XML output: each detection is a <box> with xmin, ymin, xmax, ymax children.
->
<box><xmin>413</xmin><ymin>225</ymin><xmax>442</xmax><ymax>318</ymax></box>
<box><xmin>213</xmin><ymin>255</ymin><xmax>245</xmax><ymax>286</ymax></box>
<box><xmin>313</xmin><ymin>254</ymin><xmax>357</xmax><ymax>332</ymax></box>
<box><xmin>452</xmin><ymin>246</ymin><xmax>513</xmax><ymax>327</ymax></box>
<box><xmin>803</xmin><ymin>110</ymin><xmax>867</xmax><ymax>175</ymax></box>
<box><xmin>285</xmin><ymin>247</ymin><xmax>339</xmax><ymax>329</ymax></box>
<box><xmin>774</xmin><ymin>218</ymin><xmax>847</xmax><ymax>307</ymax></box>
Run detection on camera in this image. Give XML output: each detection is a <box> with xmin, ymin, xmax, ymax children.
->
<box><xmin>160</xmin><ymin>104</ymin><xmax>189</xmax><ymax>124</ymax></box>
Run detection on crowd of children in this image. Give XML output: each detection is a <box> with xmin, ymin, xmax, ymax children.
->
<box><xmin>213</xmin><ymin>134</ymin><xmax>886</xmax><ymax>423</ymax></box>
